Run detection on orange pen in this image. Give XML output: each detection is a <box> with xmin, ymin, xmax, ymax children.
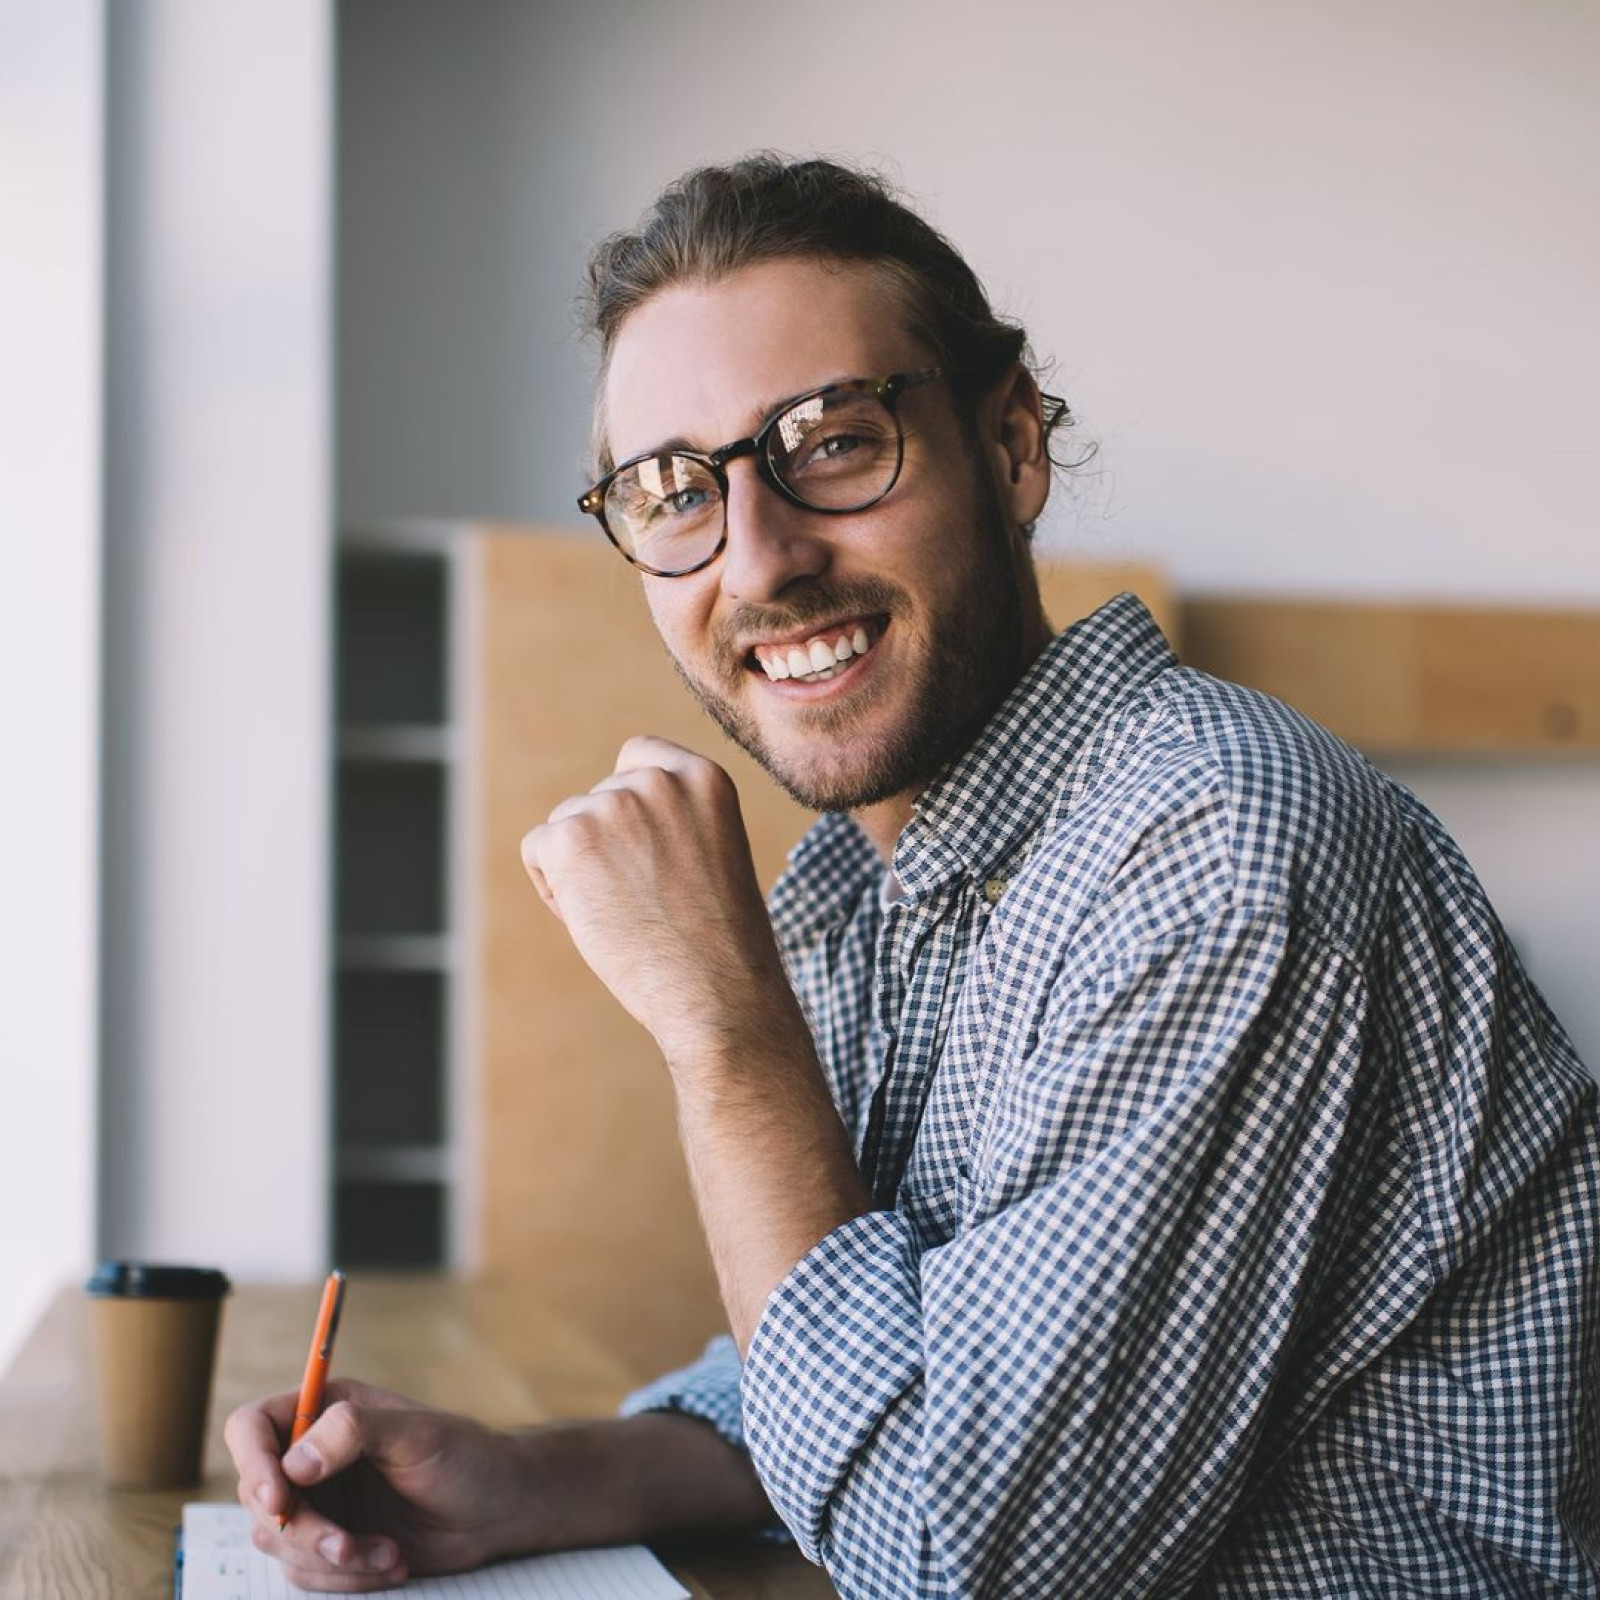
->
<box><xmin>277</xmin><ymin>1269</ymin><xmax>346</xmax><ymax>1529</ymax></box>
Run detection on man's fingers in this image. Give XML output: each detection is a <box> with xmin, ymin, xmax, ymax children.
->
<box><xmin>233</xmin><ymin>1435</ymin><xmax>394</xmax><ymax>1588</ymax></box>
<box><xmin>613</xmin><ymin>733</ymin><xmax>701</xmax><ymax>775</ymax></box>
<box><xmin>614</xmin><ymin>738</ymin><xmax>740</xmax><ymax>815</ymax></box>
<box><xmin>283</xmin><ymin>1398</ymin><xmax>366</xmax><ymax>1484</ymax></box>
<box><xmin>547</xmin><ymin>765</ymin><xmax>689</xmax><ymax>825</ymax></box>
<box><xmin>529</xmin><ymin>743</ymin><xmax>734</xmax><ymax>853</ymax></box>
<box><xmin>545</xmin><ymin>791</ymin><xmax>608</xmax><ymax>825</ymax></box>
<box><xmin>227</xmin><ymin>1381</ymin><xmax>425</xmax><ymax>1590</ymax></box>
<box><xmin>224</xmin><ymin>1393</ymin><xmax>302</xmax><ymax>1523</ymax></box>
<box><xmin>250</xmin><ymin>1518</ymin><xmax>409</xmax><ymax>1593</ymax></box>
<box><xmin>519</xmin><ymin>826</ymin><xmax>565</xmax><ymax>920</ymax></box>
<box><xmin>238</xmin><ymin>1478</ymin><xmax>342</xmax><ymax>1558</ymax></box>
<box><xmin>289</xmin><ymin>1389</ymin><xmax>445</xmax><ymax>1479</ymax></box>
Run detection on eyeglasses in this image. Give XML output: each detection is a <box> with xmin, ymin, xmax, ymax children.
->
<box><xmin>577</xmin><ymin>368</ymin><xmax>944</xmax><ymax>578</ymax></box>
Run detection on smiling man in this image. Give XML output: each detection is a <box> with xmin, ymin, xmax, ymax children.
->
<box><xmin>227</xmin><ymin>157</ymin><xmax>1600</xmax><ymax>1597</ymax></box>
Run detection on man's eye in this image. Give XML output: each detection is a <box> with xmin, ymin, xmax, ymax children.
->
<box><xmin>663</xmin><ymin>485</ymin><xmax>713</xmax><ymax>515</ymax></box>
<box><xmin>815</xmin><ymin>431</ymin><xmax>865</xmax><ymax>460</ymax></box>
<box><xmin>791</xmin><ymin>427</ymin><xmax>879</xmax><ymax>471</ymax></box>
<box><xmin>620</xmin><ymin>482</ymin><xmax>712</xmax><ymax>521</ymax></box>
<box><xmin>624</xmin><ymin>483</ymin><xmax>716</xmax><ymax>542</ymax></box>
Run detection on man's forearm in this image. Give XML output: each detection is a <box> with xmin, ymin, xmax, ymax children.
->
<box><xmin>519</xmin><ymin>738</ymin><xmax>869</xmax><ymax>1354</ymax></box>
<box><xmin>497</xmin><ymin>1414</ymin><xmax>776</xmax><ymax>1557</ymax></box>
<box><xmin>670</xmin><ymin>1024</ymin><xmax>872</xmax><ymax>1352</ymax></box>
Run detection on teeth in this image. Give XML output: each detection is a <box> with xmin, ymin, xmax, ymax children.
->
<box><xmin>755</xmin><ymin>622</ymin><xmax>878</xmax><ymax>683</ymax></box>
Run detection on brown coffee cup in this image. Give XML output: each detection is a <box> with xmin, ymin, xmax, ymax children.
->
<box><xmin>84</xmin><ymin>1262</ymin><xmax>231</xmax><ymax>1489</ymax></box>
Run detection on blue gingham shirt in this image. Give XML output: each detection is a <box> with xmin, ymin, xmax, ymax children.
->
<box><xmin>624</xmin><ymin>595</ymin><xmax>1600</xmax><ymax>1596</ymax></box>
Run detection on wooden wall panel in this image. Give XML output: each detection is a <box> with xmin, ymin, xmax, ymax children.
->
<box><xmin>1036</xmin><ymin>557</ymin><xmax>1176</xmax><ymax>646</ymax></box>
<box><xmin>1181</xmin><ymin>599</ymin><xmax>1600</xmax><ymax>757</ymax></box>
<box><xmin>473</xmin><ymin>528</ymin><xmax>1171</xmax><ymax>1375</ymax></box>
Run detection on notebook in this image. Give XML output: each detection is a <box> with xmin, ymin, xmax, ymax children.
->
<box><xmin>176</xmin><ymin>1504</ymin><xmax>690</xmax><ymax>1599</ymax></box>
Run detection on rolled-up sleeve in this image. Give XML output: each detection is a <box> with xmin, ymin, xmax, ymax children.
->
<box><xmin>619</xmin><ymin>1333</ymin><xmax>748</xmax><ymax>1450</ymax></box>
<box><xmin>742</xmin><ymin>898</ymin><xmax>1375</xmax><ymax>1596</ymax></box>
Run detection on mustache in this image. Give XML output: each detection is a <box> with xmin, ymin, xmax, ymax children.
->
<box><xmin>712</xmin><ymin>577</ymin><xmax>906</xmax><ymax>671</ymax></box>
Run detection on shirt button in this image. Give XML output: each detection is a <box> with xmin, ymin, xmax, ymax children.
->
<box><xmin>982</xmin><ymin>877</ymin><xmax>1008</xmax><ymax>905</ymax></box>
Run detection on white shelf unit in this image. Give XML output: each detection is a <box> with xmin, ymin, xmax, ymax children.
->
<box><xmin>331</xmin><ymin>522</ymin><xmax>476</xmax><ymax>1271</ymax></box>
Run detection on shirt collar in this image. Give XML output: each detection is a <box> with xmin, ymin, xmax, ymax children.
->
<box><xmin>768</xmin><ymin>808</ymin><xmax>883</xmax><ymax>942</ymax></box>
<box><xmin>895</xmin><ymin>592</ymin><xmax>1176</xmax><ymax>896</ymax></box>
<box><xmin>770</xmin><ymin>592</ymin><xmax>1177</xmax><ymax>935</ymax></box>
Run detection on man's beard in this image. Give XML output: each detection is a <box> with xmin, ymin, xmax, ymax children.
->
<box><xmin>667</xmin><ymin>493</ymin><xmax>1028</xmax><ymax>815</ymax></box>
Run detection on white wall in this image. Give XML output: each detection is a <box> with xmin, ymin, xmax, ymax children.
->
<box><xmin>98</xmin><ymin>1</ymin><xmax>333</xmax><ymax>1276</ymax></box>
<box><xmin>0</xmin><ymin>0</ymin><xmax>102</xmax><ymax>1370</ymax></box>
<box><xmin>339</xmin><ymin>0</ymin><xmax>1600</xmax><ymax>1067</ymax></box>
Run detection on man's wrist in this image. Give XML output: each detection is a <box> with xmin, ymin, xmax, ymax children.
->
<box><xmin>493</xmin><ymin>1415</ymin><xmax>774</xmax><ymax>1557</ymax></box>
<box><xmin>656</xmin><ymin>987</ymin><xmax>818</xmax><ymax>1090</ymax></box>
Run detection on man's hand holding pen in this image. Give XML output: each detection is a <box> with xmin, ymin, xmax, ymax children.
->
<box><xmin>229</xmin><ymin>1377</ymin><xmax>546</xmax><ymax>1590</ymax></box>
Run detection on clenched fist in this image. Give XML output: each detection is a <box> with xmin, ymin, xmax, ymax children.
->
<box><xmin>520</xmin><ymin>736</ymin><xmax>804</xmax><ymax>1073</ymax></box>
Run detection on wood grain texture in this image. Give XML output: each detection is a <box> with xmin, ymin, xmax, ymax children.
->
<box><xmin>474</xmin><ymin>531</ymin><xmax>805</xmax><ymax>1378</ymax></box>
<box><xmin>472</xmin><ymin>527</ymin><xmax>1173</xmax><ymax>1378</ymax></box>
<box><xmin>1181</xmin><ymin>598</ymin><xmax>1600</xmax><ymax>756</ymax></box>
<box><xmin>0</xmin><ymin>1280</ymin><xmax>834</xmax><ymax>1599</ymax></box>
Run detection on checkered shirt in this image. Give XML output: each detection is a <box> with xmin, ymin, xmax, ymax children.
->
<box><xmin>623</xmin><ymin>594</ymin><xmax>1600</xmax><ymax>1597</ymax></box>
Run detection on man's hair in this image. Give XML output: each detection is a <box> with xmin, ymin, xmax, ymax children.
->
<box><xmin>582</xmin><ymin>154</ymin><xmax>1063</xmax><ymax>474</ymax></box>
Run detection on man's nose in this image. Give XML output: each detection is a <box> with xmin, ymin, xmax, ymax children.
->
<box><xmin>717</xmin><ymin>459</ymin><xmax>831</xmax><ymax>604</ymax></box>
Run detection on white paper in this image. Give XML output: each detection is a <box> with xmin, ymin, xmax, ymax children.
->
<box><xmin>180</xmin><ymin>1504</ymin><xmax>689</xmax><ymax>1600</ymax></box>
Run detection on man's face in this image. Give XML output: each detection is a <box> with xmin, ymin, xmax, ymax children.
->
<box><xmin>601</xmin><ymin>256</ymin><xmax>1041</xmax><ymax>815</ymax></box>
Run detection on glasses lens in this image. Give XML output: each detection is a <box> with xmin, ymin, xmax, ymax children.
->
<box><xmin>605</xmin><ymin>454</ymin><xmax>723</xmax><ymax>573</ymax></box>
<box><xmin>767</xmin><ymin>385</ymin><xmax>901</xmax><ymax>512</ymax></box>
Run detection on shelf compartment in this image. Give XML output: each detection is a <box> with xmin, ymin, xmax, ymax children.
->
<box><xmin>333</xmin><ymin>1179</ymin><xmax>446</xmax><ymax>1269</ymax></box>
<box><xmin>336</xmin><ymin>550</ymin><xmax>448</xmax><ymax>726</ymax></box>
<box><xmin>334</xmin><ymin>969</ymin><xmax>447</xmax><ymax>1146</ymax></box>
<box><xmin>335</xmin><ymin>761</ymin><xmax>447</xmax><ymax>935</ymax></box>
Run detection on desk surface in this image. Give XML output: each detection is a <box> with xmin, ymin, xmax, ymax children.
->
<box><xmin>0</xmin><ymin>1278</ymin><xmax>837</xmax><ymax>1599</ymax></box>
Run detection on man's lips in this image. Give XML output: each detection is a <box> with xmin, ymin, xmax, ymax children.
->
<box><xmin>744</xmin><ymin>616</ymin><xmax>887</xmax><ymax>684</ymax></box>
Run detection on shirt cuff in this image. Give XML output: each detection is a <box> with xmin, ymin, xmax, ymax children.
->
<box><xmin>619</xmin><ymin>1333</ymin><xmax>747</xmax><ymax>1451</ymax></box>
<box><xmin>741</xmin><ymin>1210</ymin><xmax>925</xmax><ymax>1558</ymax></box>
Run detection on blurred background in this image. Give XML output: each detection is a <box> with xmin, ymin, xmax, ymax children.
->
<box><xmin>3</xmin><ymin>0</ymin><xmax>1596</xmax><ymax>1372</ymax></box>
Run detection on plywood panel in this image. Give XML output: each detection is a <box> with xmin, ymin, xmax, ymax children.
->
<box><xmin>1181</xmin><ymin>598</ymin><xmax>1600</xmax><ymax>756</ymax></box>
<box><xmin>473</xmin><ymin>529</ymin><xmax>1173</xmax><ymax>1374</ymax></box>
<box><xmin>475</xmin><ymin>532</ymin><xmax>792</xmax><ymax>1375</ymax></box>
<box><xmin>1036</xmin><ymin>557</ymin><xmax>1176</xmax><ymax>644</ymax></box>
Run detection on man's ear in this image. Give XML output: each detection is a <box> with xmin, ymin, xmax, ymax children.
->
<box><xmin>983</xmin><ymin>365</ymin><xmax>1052</xmax><ymax>530</ymax></box>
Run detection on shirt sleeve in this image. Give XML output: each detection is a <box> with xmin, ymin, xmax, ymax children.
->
<box><xmin>618</xmin><ymin>1333</ymin><xmax>747</xmax><ymax>1450</ymax></box>
<box><xmin>741</xmin><ymin>895</ymin><xmax>1375</xmax><ymax>1597</ymax></box>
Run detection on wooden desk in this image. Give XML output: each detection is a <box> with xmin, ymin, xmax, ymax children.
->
<box><xmin>0</xmin><ymin>1278</ymin><xmax>837</xmax><ymax>1598</ymax></box>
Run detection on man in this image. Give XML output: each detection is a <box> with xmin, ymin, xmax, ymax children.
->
<box><xmin>227</xmin><ymin>156</ymin><xmax>1600</xmax><ymax>1595</ymax></box>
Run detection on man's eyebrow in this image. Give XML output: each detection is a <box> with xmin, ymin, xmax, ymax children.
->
<box><xmin>623</xmin><ymin>433</ymin><xmax>697</xmax><ymax>463</ymax></box>
<box><xmin>618</xmin><ymin>377</ymin><xmax>854</xmax><ymax>467</ymax></box>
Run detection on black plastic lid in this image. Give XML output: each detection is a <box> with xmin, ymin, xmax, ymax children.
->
<box><xmin>84</xmin><ymin>1262</ymin><xmax>232</xmax><ymax>1300</ymax></box>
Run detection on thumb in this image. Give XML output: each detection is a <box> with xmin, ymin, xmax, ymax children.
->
<box><xmin>285</xmin><ymin>1393</ymin><xmax>445</xmax><ymax>1487</ymax></box>
<box><xmin>282</xmin><ymin>1397</ymin><xmax>378</xmax><ymax>1485</ymax></box>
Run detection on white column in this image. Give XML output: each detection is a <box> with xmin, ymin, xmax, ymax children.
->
<box><xmin>0</xmin><ymin>0</ymin><xmax>103</xmax><ymax>1368</ymax></box>
<box><xmin>99</xmin><ymin>0</ymin><xmax>333</xmax><ymax>1277</ymax></box>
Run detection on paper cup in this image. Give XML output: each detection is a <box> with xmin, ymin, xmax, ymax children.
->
<box><xmin>84</xmin><ymin>1262</ymin><xmax>231</xmax><ymax>1489</ymax></box>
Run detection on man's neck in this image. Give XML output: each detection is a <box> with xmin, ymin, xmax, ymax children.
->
<box><xmin>851</xmin><ymin>794</ymin><xmax>918</xmax><ymax>863</ymax></box>
<box><xmin>849</xmin><ymin>612</ymin><xmax>1057</xmax><ymax>865</ymax></box>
